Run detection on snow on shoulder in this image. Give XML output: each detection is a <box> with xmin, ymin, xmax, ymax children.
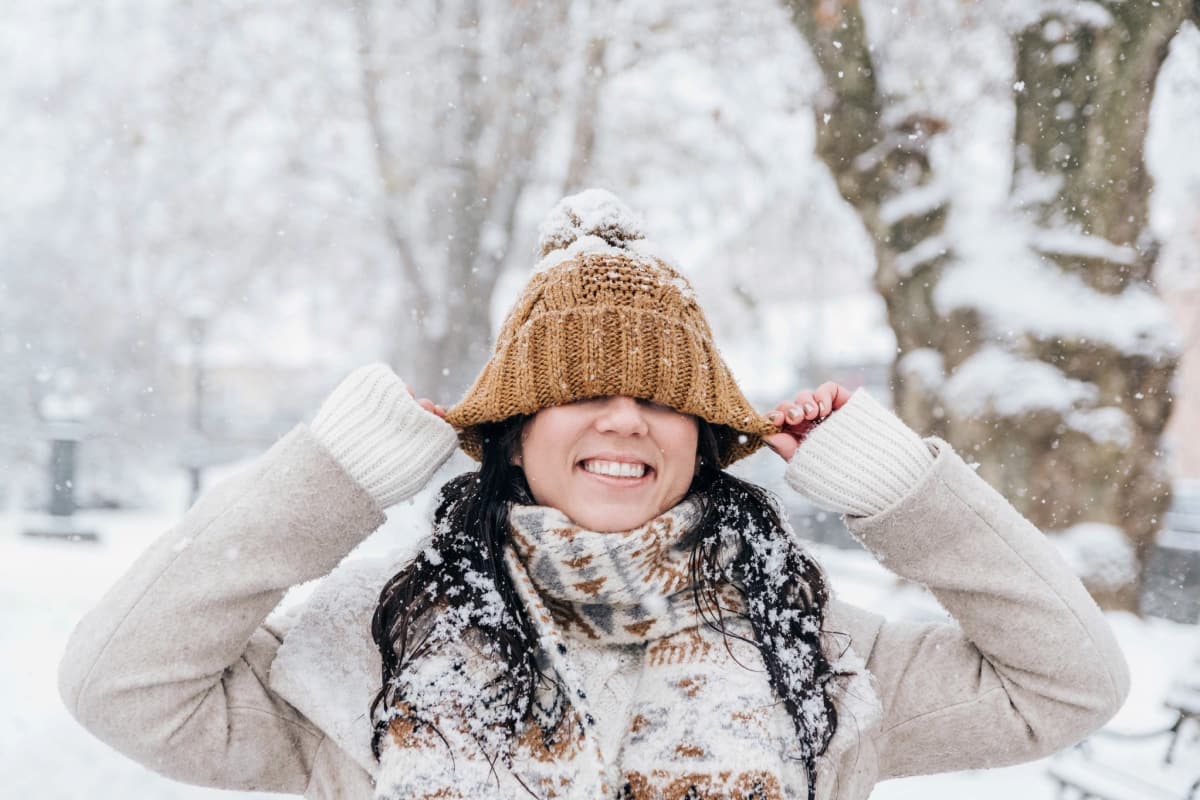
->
<box><xmin>533</xmin><ymin>188</ymin><xmax>681</xmax><ymax>275</ymax></box>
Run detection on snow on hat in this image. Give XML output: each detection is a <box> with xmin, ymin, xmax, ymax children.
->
<box><xmin>444</xmin><ymin>189</ymin><xmax>776</xmax><ymax>467</ymax></box>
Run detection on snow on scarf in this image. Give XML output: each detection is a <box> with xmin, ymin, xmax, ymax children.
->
<box><xmin>373</xmin><ymin>497</ymin><xmax>879</xmax><ymax>800</ymax></box>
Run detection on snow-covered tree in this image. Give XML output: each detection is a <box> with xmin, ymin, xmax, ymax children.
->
<box><xmin>786</xmin><ymin>0</ymin><xmax>1198</xmax><ymax>608</ymax></box>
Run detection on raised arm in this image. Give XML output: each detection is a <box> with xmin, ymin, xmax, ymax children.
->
<box><xmin>58</xmin><ymin>364</ymin><xmax>458</xmax><ymax>793</ymax></box>
<box><xmin>779</xmin><ymin>389</ymin><xmax>1129</xmax><ymax>778</ymax></box>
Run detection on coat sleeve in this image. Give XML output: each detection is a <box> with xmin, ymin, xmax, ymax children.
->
<box><xmin>57</xmin><ymin>425</ymin><xmax>388</xmax><ymax>794</ymax></box>
<box><xmin>837</xmin><ymin>438</ymin><xmax>1130</xmax><ymax>779</ymax></box>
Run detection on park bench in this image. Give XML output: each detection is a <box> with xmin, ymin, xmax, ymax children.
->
<box><xmin>1143</xmin><ymin>482</ymin><xmax>1200</xmax><ymax>623</ymax></box>
<box><xmin>1047</xmin><ymin>669</ymin><xmax>1200</xmax><ymax>799</ymax></box>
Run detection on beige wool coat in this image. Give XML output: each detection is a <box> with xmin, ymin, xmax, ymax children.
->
<box><xmin>59</xmin><ymin>425</ymin><xmax>1129</xmax><ymax>799</ymax></box>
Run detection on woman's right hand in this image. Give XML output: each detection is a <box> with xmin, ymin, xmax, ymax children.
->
<box><xmin>761</xmin><ymin>381</ymin><xmax>852</xmax><ymax>462</ymax></box>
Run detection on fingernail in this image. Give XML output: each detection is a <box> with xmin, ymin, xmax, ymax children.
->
<box><xmin>817</xmin><ymin>401</ymin><xmax>826</xmax><ymax>415</ymax></box>
<box><xmin>767</xmin><ymin>411</ymin><xmax>783</xmax><ymax>425</ymax></box>
<box><xmin>786</xmin><ymin>407</ymin><xmax>801</xmax><ymax>422</ymax></box>
<box><xmin>803</xmin><ymin>402</ymin><xmax>817</xmax><ymax>415</ymax></box>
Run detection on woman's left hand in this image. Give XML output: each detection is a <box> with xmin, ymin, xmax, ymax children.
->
<box><xmin>762</xmin><ymin>381</ymin><xmax>853</xmax><ymax>461</ymax></box>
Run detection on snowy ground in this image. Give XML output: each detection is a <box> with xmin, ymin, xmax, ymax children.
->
<box><xmin>2</xmin><ymin>474</ymin><xmax>1197</xmax><ymax>800</ymax></box>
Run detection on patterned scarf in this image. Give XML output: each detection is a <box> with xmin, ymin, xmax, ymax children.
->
<box><xmin>506</xmin><ymin>497</ymin><xmax>745</xmax><ymax>644</ymax></box>
<box><xmin>374</xmin><ymin>497</ymin><xmax>874</xmax><ymax>800</ymax></box>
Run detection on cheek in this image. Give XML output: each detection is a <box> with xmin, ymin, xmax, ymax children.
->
<box><xmin>519</xmin><ymin>414</ymin><xmax>582</xmax><ymax>473</ymax></box>
<box><xmin>660</xmin><ymin>421</ymin><xmax>700</xmax><ymax>473</ymax></box>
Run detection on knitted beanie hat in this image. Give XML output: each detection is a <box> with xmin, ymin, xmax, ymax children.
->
<box><xmin>444</xmin><ymin>189</ymin><xmax>777</xmax><ymax>467</ymax></box>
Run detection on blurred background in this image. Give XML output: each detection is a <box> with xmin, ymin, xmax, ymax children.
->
<box><xmin>3</xmin><ymin>0</ymin><xmax>1199</xmax><ymax>797</ymax></box>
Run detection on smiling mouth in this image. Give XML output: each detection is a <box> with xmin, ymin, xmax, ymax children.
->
<box><xmin>578</xmin><ymin>459</ymin><xmax>654</xmax><ymax>482</ymax></box>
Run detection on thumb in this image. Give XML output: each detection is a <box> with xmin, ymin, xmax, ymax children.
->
<box><xmin>762</xmin><ymin>432</ymin><xmax>798</xmax><ymax>462</ymax></box>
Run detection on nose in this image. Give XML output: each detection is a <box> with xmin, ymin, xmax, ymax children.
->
<box><xmin>594</xmin><ymin>396</ymin><xmax>650</xmax><ymax>436</ymax></box>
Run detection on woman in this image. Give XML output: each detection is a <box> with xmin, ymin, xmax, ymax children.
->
<box><xmin>60</xmin><ymin>190</ymin><xmax>1129</xmax><ymax>800</ymax></box>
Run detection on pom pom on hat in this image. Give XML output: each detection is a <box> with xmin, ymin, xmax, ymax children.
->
<box><xmin>537</xmin><ymin>188</ymin><xmax>645</xmax><ymax>257</ymax></box>
<box><xmin>445</xmin><ymin>189</ymin><xmax>777</xmax><ymax>467</ymax></box>
<box><xmin>533</xmin><ymin>188</ymin><xmax>679</xmax><ymax>275</ymax></box>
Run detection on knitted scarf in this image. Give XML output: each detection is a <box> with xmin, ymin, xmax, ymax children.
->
<box><xmin>374</xmin><ymin>498</ymin><xmax>873</xmax><ymax>800</ymax></box>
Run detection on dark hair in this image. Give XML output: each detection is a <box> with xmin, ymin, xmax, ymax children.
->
<box><xmin>370</xmin><ymin>416</ymin><xmax>847</xmax><ymax>799</ymax></box>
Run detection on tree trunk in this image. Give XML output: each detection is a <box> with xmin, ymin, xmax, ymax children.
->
<box><xmin>562</xmin><ymin>10</ymin><xmax>607</xmax><ymax>194</ymax></box>
<box><xmin>427</xmin><ymin>0</ymin><xmax>492</xmax><ymax>402</ymax></box>
<box><xmin>783</xmin><ymin>0</ymin><xmax>955</xmax><ymax>436</ymax></box>
<box><xmin>983</xmin><ymin>1</ymin><xmax>1188</xmax><ymax>608</ymax></box>
<box><xmin>787</xmin><ymin>0</ymin><xmax>1190</xmax><ymax>609</ymax></box>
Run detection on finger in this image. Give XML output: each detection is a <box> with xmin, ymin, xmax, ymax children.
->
<box><xmin>789</xmin><ymin>390</ymin><xmax>819</xmax><ymax>421</ymax></box>
<box><xmin>766</xmin><ymin>398</ymin><xmax>797</xmax><ymax>426</ymax></box>
<box><xmin>771</xmin><ymin>393</ymin><xmax>813</xmax><ymax>425</ymax></box>
<box><xmin>767</xmin><ymin>410</ymin><xmax>816</xmax><ymax>443</ymax></box>
<box><xmin>815</xmin><ymin>382</ymin><xmax>841</xmax><ymax>417</ymax></box>
<box><xmin>762</xmin><ymin>431</ymin><xmax>798</xmax><ymax>462</ymax></box>
<box><xmin>830</xmin><ymin>383</ymin><xmax>853</xmax><ymax>411</ymax></box>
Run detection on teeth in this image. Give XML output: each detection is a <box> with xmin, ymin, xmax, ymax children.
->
<box><xmin>582</xmin><ymin>459</ymin><xmax>647</xmax><ymax>478</ymax></box>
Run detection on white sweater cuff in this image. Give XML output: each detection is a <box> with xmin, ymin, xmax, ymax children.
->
<box><xmin>310</xmin><ymin>364</ymin><xmax>459</xmax><ymax>508</ymax></box>
<box><xmin>783</xmin><ymin>389</ymin><xmax>935</xmax><ymax>517</ymax></box>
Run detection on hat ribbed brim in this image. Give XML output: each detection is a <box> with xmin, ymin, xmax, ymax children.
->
<box><xmin>445</xmin><ymin>306</ymin><xmax>776</xmax><ymax>467</ymax></box>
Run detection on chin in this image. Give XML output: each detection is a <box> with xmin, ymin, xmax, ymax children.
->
<box><xmin>572</xmin><ymin>509</ymin><xmax>657</xmax><ymax>533</ymax></box>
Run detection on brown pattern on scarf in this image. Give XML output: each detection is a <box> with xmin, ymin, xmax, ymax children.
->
<box><xmin>514</xmin><ymin>711</ymin><xmax>587</xmax><ymax>763</ymax></box>
<box><xmin>620</xmin><ymin>770</ymin><xmax>783</xmax><ymax>800</ymax></box>
<box><xmin>540</xmin><ymin>594</ymin><xmax>606</xmax><ymax>640</ymax></box>
<box><xmin>645</xmin><ymin>628</ymin><xmax>713</xmax><ymax>666</ymax></box>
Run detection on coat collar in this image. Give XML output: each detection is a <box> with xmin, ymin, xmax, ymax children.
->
<box><xmin>269</xmin><ymin>551</ymin><xmax>408</xmax><ymax>778</ymax></box>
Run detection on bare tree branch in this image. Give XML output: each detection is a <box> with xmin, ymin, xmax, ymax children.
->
<box><xmin>783</xmin><ymin>0</ymin><xmax>886</xmax><ymax>211</ymax></box>
<box><xmin>785</xmin><ymin>0</ymin><xmax>953</xmax><ymax>422</ymax></box>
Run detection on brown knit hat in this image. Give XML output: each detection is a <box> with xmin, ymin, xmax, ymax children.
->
<box><xmin>444</xmin><ymin>189</ymin><xmax>777</xmax><ymax>467</ymax></box>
